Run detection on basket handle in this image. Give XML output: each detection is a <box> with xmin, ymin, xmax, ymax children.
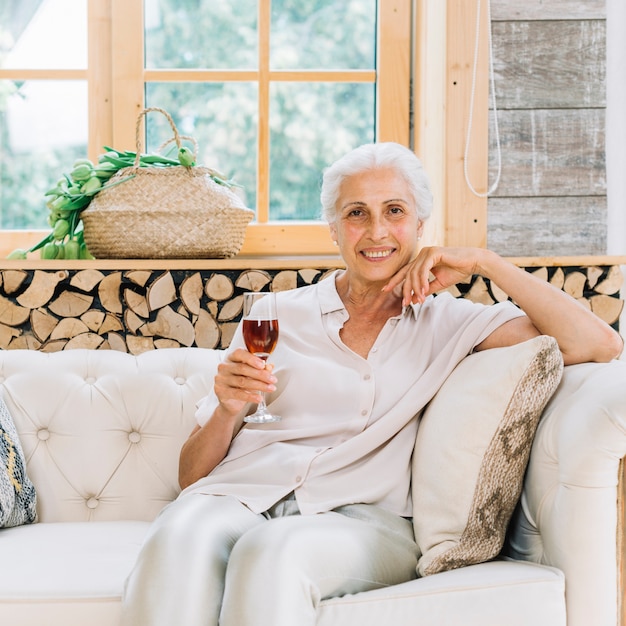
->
<box><xmin>134</xmin><ymin>107</ymin><xmax>197</xmax><ymax>167</ymax></box>
<box><xmin>158</xmin><ymin>135</ymin><xmax>199</xmax><ymax>159</ymax></box>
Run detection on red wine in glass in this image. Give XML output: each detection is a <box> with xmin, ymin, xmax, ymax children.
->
<box><xmin>241</xmin><ymin>292</ymin><xmax>281</xmax><ymax>423</ymax></box>
<box><xmin>242</xmin><ymin>319</ymin><xmax>279</xmax><ymax>359</ymax></box>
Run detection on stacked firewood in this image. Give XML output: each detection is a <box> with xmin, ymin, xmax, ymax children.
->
<box><xmin>0</xmin><ymin>265</ymin><xmax>621</xmax><ymax>353</ymax></box>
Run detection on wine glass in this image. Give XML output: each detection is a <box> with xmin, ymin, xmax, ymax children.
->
<box><xmin>241</xmin><ymin>291</ymin><xmax>281</xmax><ymax>423</ymax></box>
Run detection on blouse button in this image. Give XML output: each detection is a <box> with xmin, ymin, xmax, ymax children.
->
<box><xmin>361</xmin><ymin>410</ymin><xmax>368</xmax><ymax>416</ymax></box>
<box><xmin>86</xmin><ymin>497</ymin><xmax>99</xmax><ymax>509</ymax></box>
<box><xmin>174</xmin><ymin>377</ymin><xmax>186</xmax><ymax>385</ymax></box>
<box><xmin>363</xmin><ymin>374</ymin><xmax>371</xmax><ymax>381</ymax></box>
<box><xmin>128</xmin><ymin>431</ymin><xmax>141</xmax><ymax>444</ymax></box>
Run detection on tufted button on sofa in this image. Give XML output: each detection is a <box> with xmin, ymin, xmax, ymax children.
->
<box><xmin>0</xmin><ymin>346</ymin><xmax>624</xmax><ymax>626</ymax></box>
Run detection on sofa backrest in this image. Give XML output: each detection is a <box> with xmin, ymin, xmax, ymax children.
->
<box><xmin>1</xmin><ymin>348</ymin><xmax>221</xmax><ymax>523</ymax></box>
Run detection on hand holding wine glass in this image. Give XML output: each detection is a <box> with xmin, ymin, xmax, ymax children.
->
<box><xmin>241</xmin><ymin>291</ymin><xmax>281</xmax><ymax>423</ymax></box>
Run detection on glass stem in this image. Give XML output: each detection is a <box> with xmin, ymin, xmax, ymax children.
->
<box><xmin>257</xmin><ymin>391</ymin><xmax>268</xmax><ymax>413</ymax></box>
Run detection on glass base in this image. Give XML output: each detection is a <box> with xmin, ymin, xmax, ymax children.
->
<box><xmin>244</xmin><ymin>411</ymin><xmax>282</xmax><ymax>423</ymax></box>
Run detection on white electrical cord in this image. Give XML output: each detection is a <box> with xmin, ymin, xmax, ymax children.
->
<box><xmin>464</xmin><ymin>0</ymin><xmax>502</xmax><ymax>197</ymax></box>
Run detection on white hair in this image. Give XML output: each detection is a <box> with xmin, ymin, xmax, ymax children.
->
<box><xmin>320</xmin><ymin>142</ymin><xmax>433</xmax><ymax>224</ymax></box>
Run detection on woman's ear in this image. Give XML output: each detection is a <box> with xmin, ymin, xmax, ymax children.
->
<box><xmin>417</xmin><ymin>220</ymin><xmax>425</xmax><ymax>240</ymax></box>
<box><xmin>329</xmin><ymin>222</ymin><xmax>338</xmax><ymax>245</ymax></box>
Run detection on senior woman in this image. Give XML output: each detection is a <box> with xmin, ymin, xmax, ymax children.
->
<box><xmin>121</xmin><ymin>142</ymin><xmax>622</xmax><ymax>626</ymax></box>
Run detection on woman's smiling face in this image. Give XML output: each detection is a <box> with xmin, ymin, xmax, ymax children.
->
<box><xmin>330</xmin><ymin>167</ymin><xmax>423</xmax><ymax>287</ymax></box>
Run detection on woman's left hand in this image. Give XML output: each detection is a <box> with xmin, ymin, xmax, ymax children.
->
<box><xmin>383</xmin><ymin>246</ymin><xmax>485</xmax><ymax>306</ymax></box>
<box><xmin>383</xmin><ymin>245</ymin><xmax>623</xmax><ymax>364</ymax></box>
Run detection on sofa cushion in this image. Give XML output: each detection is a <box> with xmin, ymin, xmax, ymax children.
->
<box><xmin>0</xmin><ymin>520</ymin><xmax>149</xmax><ymax>626</ymax></box>
<box><xmin>317</xmin><ymin>560</ymin><xmax>566</xmax><ymax>626</ymax></box>
<box><xmin>0</xmin><ymin>522</ymin><xmax>565</xmax><ymax>626</ymax></box>
<box><xmin>412</xmin><ymin>335</ymin><xmax>563</xmax><ymax>576</ymax></box>
<box><xmin>0</xmin><ymin>394</ymin><xmax>37</xmax><ymax>528</ymax></box>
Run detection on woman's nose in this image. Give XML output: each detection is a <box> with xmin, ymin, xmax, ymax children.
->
<box><xmin>368</xmin><ymin>215</ymin><xmax>388</xmax><ymax>240</ymax></box>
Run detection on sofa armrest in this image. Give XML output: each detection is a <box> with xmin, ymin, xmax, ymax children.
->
<box><xmin>506</xmin><ymin>359</ymin><xmax>626</xmax><ymax>626</ymax></box>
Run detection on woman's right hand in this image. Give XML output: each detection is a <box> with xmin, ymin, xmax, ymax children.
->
<box><xmin>179</xmin><ymin>348</ymin><xmax>277</xmax><ymax>490</ymax></box>
<box><xmin>214</xmin><ymin>348</ymin><xmax>277</xmax><ymax>417</ymax></box>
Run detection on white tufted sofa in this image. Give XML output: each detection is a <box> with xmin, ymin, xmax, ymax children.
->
<box><xmin>0</xmin><ymin>347</ymin><xmax>625</xmax><ymax>626</ymax></box>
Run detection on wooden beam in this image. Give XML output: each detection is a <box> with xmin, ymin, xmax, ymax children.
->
<box><xmin>1</xmin><ymin>229</ymin><xmax>624</xmax><ymax>269</ymax></box>
<box><xmin>413</xmin><ymin>0</ymin><xmax>447</xmax><ymax>246</ymax></box>
<box><xmin>377</xmin><ymin>0</ymin><xmax>412</xmax><ymax>144</ymax></box>
<box><xmin>88</xmin><ymin>0</ymin><xmax>113</xmax><ymax>161</ymax></box>
<box><xmin>615</xmin><ymin>459</ymin><xmax>626</xmax><ymax>626</ymax></box>
<box><xmin>256</xmin><ymin>0</ymin><xmax>271</xmax><ymax>222</ymax></box>
<box><xmin>110</xmin><ymin>0</ymin><xmax>144</xmax><ymax>151</ymax></box>
<box><xmin>445</xmin><ymin>0</ymin><xmax>490</xmax><ymax>247</ymax></box>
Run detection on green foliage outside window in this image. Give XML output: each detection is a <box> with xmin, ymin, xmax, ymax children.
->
<box><xmin>0</xmin><ymin>0</ymin><xmax>376</xmax><ymax>228</ymax></box>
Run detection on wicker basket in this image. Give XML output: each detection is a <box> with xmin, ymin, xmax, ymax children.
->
<box><xmin>81</xmin><ymin>108</ymin><xmax>254</xmax><ymax>259</ymax></box>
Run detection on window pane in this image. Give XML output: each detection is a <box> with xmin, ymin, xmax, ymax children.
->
<box><xmin>270</xmin><ymin>0</ymin><xmax>377</xmax><ymax>70</ymax></box>
<box><xmin>0</xmin><ymin>80</ymin><xmax>87</xmax><ymax>228</ymax></box>
<box><xmin>144</xmin><ymin>0</ymin><xmax>258</xmax><ymax>70</ymax></box>
<box><xmin>0</xmin><ymin>0</ymin><xmax>87</xmax><ymax>70</ymax></box>
<box><xmin>145</xmin><ymin>82</ymin><xmax>258</xmax><ymax>211</ymax></box>
<box><xmin>269</xmin><ymin>82</ymin><xmax>375</xmax><ymax>220</ymax></box>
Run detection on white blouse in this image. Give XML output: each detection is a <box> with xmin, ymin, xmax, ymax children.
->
<box><xmin>184</xmin><ymin>271</ymin><xmax>525</xmax><ymax>517</ymax></box>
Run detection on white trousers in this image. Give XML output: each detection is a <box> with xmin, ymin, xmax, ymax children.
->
<box><xmin>121</xmin><ymin>493</ymin><xmax>418</xmax><ymax>626</ymax></box>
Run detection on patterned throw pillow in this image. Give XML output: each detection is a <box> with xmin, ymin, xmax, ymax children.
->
<box><xmin>412</xmin><ymin>335</ymin><xmax>563</xmax><ymax>576</ymax></box>
<box><xmin>0</xmin><ymin>395</ymin><xmax>37</xmax><ymax>528</ymax></box>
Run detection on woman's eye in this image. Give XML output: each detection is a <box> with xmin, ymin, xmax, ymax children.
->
<box><xmin>389</xmin><ymin>205</ymin><xmax>405</xmax><ymax>215</ymax></box>
<box><xmin>347</xmin><ymin>209</ymin><xmax>365</xmax><ymax>218</ymax></box>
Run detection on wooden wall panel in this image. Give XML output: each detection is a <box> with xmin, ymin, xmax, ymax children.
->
<box><xmin>490</xmin><ymin>109</ymin><xmax>606</xmax><ymax>198</ymax></box>
<box><xmin>491</xmin><ymin>0</ymin><xmax>606</xmax><ymax>21</ymax></box>
<box><xmin>492</xmin><ymin>20</ymin><xmax>606</xmax><ymax>109</ymax></box>
<box><xmin>488</xmin><ymin>197</ymin><xmax>607</xmax><ymax>257</ymax></box>
<box><xmin>487</xmin><ymin>5</ymin><xmax>607</xmax><ymax>257</ymax></box>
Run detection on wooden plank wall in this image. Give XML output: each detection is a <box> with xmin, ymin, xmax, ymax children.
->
<box><xmin>487</xmin><ymin>0</ymin><xmax>607</xmax><ymax>257</ymax></box>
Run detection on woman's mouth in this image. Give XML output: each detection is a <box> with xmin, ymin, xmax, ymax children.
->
<box><xmin>361</xmin><ymin>249</ymin><xmax>394</xmax><ymax>259</ymax></box>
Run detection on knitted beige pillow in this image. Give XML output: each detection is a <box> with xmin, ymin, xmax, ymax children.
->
<box><xmin>0</xmin><ymin>394</ymin><xmax>37</xmax><ymax>528</ymax></box>
<box><xmin>412</xmin><ymin>335</ymin><xmax>563</xmax><ymax>577</ymax></box>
